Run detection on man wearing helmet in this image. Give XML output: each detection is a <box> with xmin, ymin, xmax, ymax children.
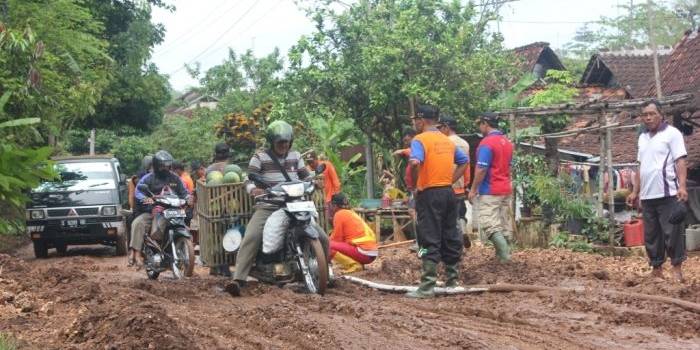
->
<box><xmin>131</xmin><ymin>150</ymin><xmax>191</xmax><ymax>267</ymax></box>
<box><xmin>227</xmin><ymin>121</ymin><xmax>330</xmax><ymax>296</ymax></box>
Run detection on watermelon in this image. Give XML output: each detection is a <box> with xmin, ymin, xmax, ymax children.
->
<box><xmin>223</xmin><ymin>171</ymin><xmax>241</xmax><ymax>184</ymax></box>
<box><xmin>206</xmin><ymin>171</ymin><xmax>224</xmax><ymax>185</ymax></box>
<box><xmin>224</xmin><ymin>164</ymin><xmax>242</xmax><ymax>175</ymax></box>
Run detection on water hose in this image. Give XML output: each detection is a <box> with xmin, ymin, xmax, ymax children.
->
<box><xmin>341</xmin><ymin>275</ymin><xmax>700</xmax><ymax>314</ymax></box>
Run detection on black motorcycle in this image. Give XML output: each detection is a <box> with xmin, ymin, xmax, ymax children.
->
<box><xmin>136</xmin><ymin>184</ymin><xmax>195</xmax><ymax>280</ymax></box>
<box><xmin>226</xmin><ymin>172</ymin><xmax>329</xmax><ymax>295</ymax></box>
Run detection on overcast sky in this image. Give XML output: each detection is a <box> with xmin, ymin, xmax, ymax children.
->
<box><xmin>151</xmin><ymin>0</ymin><xmax>631</xmax><ymax>91</ymax></box>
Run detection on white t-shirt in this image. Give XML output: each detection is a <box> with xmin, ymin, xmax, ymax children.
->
<box><xmin>448</xmin><ymin>134</ymin><xmax>470</xmax><ymax>192</ymax></box>
<box><xmin>637</xmin><ymin>123</ymin><xmax>687</xmax><ymax>200</ymax></box>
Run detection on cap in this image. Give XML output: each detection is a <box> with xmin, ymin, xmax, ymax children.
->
<box><xmin>415</xmin><ymin>105</ymin><xmax>439</xmax><ymax>120</ymax></box>
<box><xmin>439</xmin><ymin>115</ymin><xmax>458</xmax><ymax>129</ymax></box>
<box><xmin>214</xmin><ymin>143</ymin><xmax>230</xmax><ymax>154</ymax></box>
<box><xmin>478</xmin><ymin>112</ymin><xmax>500</xmax><ymax>127</ymax></box>
<box><xmin>331</xmin><ymin>193</ymin><xmax>350</xmax><ymax>207</ymax></box>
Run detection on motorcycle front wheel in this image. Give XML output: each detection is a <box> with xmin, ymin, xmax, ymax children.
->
<box><xmin>173</xmin><ymin>237</ymin><xmax>195</xmax><ymax>279</ymax></box>
<box><xmin>300</xmin><ymin>238</ymin><xmax>328</xmax><ymax>295</ymax></box>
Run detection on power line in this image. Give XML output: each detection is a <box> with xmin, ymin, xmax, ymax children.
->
<box><xmin>153</xmin><ymin>0</ymin><xmax>241</xmax><ymax>58</ymax></box>
<box><xmin>168</xmin><ymin>1</ymin><xmax>260</xmax><ymax>76</ymax></box>
<box><xmin>188</xmin><ymin>0</ymin><xmax>285</xmax><ymax>65</ymax></box>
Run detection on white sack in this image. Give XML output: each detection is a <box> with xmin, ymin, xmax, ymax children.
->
<box><xmin>262</xmin><ymin>209</ymin><xmax>290</xmax><ymax>254</ymax></box>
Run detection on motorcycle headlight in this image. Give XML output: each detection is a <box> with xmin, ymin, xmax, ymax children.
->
<box><xmin>101</xmin><ymin>206</ymin><xmax>117</xmax><ymax>216</ymax></box>
<box><xmin>29</xmin><ymin>210</ymin><xmax>44</xmax><ymax>220</ymax></box>
<box><xmin>281</xmin><ymin>183</ymin><xmax>305</xmax><ymax>197</ymax></box>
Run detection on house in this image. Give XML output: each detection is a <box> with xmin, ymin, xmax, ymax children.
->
<box><xmin>647</xmin><ymin>28</ymin><xmax>700</xmax><ymax>110</ymax></box>
<box><xmin>166</xmin><ymin>90</ymin><xmax>220</xmax><ymax>117</ymax></box>
<box><xmin>512</xmin><ymin>42</ymin><xmax>566</xmax><ymax>79</ymax></box>
<box><xmin>580</xmin><ymin>48</ymin><xmax>672</xmax><ymax>98</ymax></box>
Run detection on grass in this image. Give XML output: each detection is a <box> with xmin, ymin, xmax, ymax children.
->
<box><xmin>0</xmin><ymin>333</ymin><xmax>19</xmax><ymax>350</ymax></box>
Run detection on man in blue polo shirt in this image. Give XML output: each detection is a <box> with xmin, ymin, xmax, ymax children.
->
<box><xmin>469</xmin><ymin>113</ymin><xmax>514</xmax><ymax>263</ymax></box>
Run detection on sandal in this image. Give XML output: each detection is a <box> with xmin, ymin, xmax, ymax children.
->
<box><xmin>127</xmin><ymin>256</ymin><xmax>135</xmax><ymax>267</ymax></box>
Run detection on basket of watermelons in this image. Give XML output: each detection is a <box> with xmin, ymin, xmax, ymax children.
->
<box><xmin>196</xmin><ymin>163</ymin><xmax>254</xmax><ymax>266</ymax></box>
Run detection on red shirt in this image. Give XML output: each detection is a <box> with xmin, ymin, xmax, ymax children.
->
<box><xmin>476</xmin><ymin>131</ymin><xmax>513</xmax><ymax>195</ymax></box>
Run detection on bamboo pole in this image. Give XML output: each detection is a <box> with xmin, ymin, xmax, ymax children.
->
<box><xmin>605</xmin><ymin>121</ymin><xmax>616</xmax><ymax>246</ymax></box>
<box><xmin>597</xmin><ymin>113</ymin><xmax>605</xmax><ymax>217</ymax></box>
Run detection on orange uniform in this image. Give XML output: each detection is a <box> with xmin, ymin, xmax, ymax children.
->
<box><xmin>180</xmin><ymin>172</ymin><xmax>194</xmax><ymax>193</ymax></box>
<box><xmin>321</xmin><ymin>160</ymin><xmax>341</xmax><ymax>203</ymax></box>
<box><xmin>330</xmin><ymin>209</ymin><xmax>378</xmax><ymax>252</ymax></box>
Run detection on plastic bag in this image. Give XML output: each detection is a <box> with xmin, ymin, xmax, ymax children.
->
<box><xmin>262</xmin><ymin>209</ymin><xmax>290</xmax><ymax>254</ymax></box>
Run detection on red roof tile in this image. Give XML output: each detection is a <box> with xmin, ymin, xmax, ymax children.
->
<box><xmin>581</xmin><ymin>49</ymin><xmax>670</xmax><ymax>98</ymax></box>
<box><xmin>649</xmin><ymin>29</ymin><xmax>700</xmax><ymax>107</ymax></box>
<box><xmin>512</xmin><ymin>42</ymin><xmax>565</xmax><ymax>75</ymax></box>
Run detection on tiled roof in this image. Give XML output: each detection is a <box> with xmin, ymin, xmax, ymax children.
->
<box><xmin>649</xmin><ymin>29</ymin><xmax>700</xmax><ymax>107</ymax></box>
<box><xmin>581</xmin><ymin>49</ymin><xmax>671</xmax><ymax>98</ymax></box>
<box><xmin>512</xmin><ymin>42</ymin><xmax>565</xmax><ymax>74</ymax></box>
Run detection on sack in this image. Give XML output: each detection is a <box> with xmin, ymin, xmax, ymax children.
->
<box><xmin>262</xmin><ymin>209</ymin><xmax>290</xmax><ymax>254</ymax></box>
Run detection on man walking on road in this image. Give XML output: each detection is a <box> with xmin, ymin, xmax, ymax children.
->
<box><xmin>626</xmin><ymin>100</ymin><xmax>688</xmax><ymax>282</ymax></box>
<box><xmin>406</xmin><ymin>105</ymin><xmax>469</xmax><ymax>298</ymax></box>
<box><xmin>439</xmin><ymin>115</ymin><xmax>472</xmax><ymax>248</ymax></box>
<box><xmin>468</xmin><ymin>113</ymin><xmax>514</xmax><ymax>263</ymax></box>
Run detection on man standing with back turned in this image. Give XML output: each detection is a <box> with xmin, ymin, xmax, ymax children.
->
<box><xmin>406</xmin><ymin>105</ymin><xmax>469</xmax><ymax>299</ymax></box>
<box><xmin>469</xmin><ymin>112</ymin><xmax>514</xmax><ymax>263</ymax></box>
<box><xmin>627</xmin><ymin>100</ymin><xmax>688</xmax><ymax>282</ymax></box>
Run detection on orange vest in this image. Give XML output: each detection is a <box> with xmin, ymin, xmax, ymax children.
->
<box><xmin>413</xmin><ymin>131</ymin><xmax>457</xmax><ymax>191</ymax></box>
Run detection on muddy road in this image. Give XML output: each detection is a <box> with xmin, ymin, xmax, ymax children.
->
<box><xmin>1</xmin><ymin>243</ymin><xmax>699</xmax><ymax>350</ymax></box>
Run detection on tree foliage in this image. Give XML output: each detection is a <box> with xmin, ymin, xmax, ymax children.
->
<box><xmin>563</xmin><ymin>0</ymin><xmax>699</xmax><ymax>59</ymax></box>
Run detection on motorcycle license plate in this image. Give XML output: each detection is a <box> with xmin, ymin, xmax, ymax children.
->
<box><xmin>286</xmin><ymin>201</ymin><xmax>315</xmax><ymax>212</ymax></box>
<box><xmin>163</xmin><ymin>209</ymin><xmax>186</xmax><ymax>218</ymax></box>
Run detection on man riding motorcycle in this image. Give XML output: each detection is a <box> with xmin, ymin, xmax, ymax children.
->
<box><xmin>131</xmin><ymin>150</ymin><xmax>191</xmax><ymax>267</ymax></box>
<box><xmin>226</xmin><ymin>120</ymin><xmax>330</xmax><ymax>296</ymax></box>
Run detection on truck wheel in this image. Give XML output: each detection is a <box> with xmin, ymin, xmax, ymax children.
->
<box><xmin>33</xmin><ymin>240</ymin><xmax>48</xmax><ymax>259</ymax></box>
<box><xmin>115</xmin><ymin>232</ymin><xmax>127</xmax><ymax>256</ymax></box>
<box><xmin>56</xmin><ymin>243</ymin><xmax>68</xmax><ymax>256</ymax></box>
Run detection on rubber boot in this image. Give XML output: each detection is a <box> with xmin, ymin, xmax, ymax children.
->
<box><xmin>490</xmin><ymin>232</ymin><xmax>511</xmax><ymax>263</ymax></box>
<box><xmin>445</xmin><ymin>264</ymin><xmax>460</xmax><ymax>288</ymax></box>
<box><xmin>405</xmin><ymin>260</ymin><xmax>437</xmax><ymax>299</ymax></box>
<box><xmin>332</xmin><ymin>253</ymin><xmax>363</xmax><ymax>274</ymax></box>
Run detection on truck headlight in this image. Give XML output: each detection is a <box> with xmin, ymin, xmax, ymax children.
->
<box><xmin>29</xmin><ymin>210</ymin><xmax>44</xmax><ymax>220</ymax></box>
<box><xmin>101</xmin><ymin>206</ymin><xmax>117</xmax><ymax>216</ymax></box>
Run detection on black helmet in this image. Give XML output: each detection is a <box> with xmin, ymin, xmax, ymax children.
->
<box><xmin>266</xmin><ymin>120</ymin><xmax>294</xmax><ymax>147</ymax></box>
<box><xmin>142</xmin><ymin>154</ymin><xmax>153</xmax><ymax>171</ymax></box>
<box><xmin>153</xmin><ymin>150</ymin><xmax>174</xmax><ymax>178</ymax></box>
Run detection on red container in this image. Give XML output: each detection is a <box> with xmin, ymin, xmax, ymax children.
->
<box><xmin>623</xmin><ymin>220</ymin><xmax>645</xmax><ymax>247</ymax></box>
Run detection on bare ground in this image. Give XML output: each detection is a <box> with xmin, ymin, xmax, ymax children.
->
<box><xmin>0</xmin><ymin>243</ymin><xmax>698</xmax><ymax>350</ymax></box>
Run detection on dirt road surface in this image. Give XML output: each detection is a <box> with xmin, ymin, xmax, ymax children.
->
<box><xmin>1</xmin><ymin>243</ymin><xmax>698</xmax><ymax>350</ymax></box>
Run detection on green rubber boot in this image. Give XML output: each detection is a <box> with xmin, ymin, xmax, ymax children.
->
<box><xmin>405</xmin><ymin>260</ymin><xmax>437</xmax><ymax>299</ymax></box>
<box><xmin>491</xmin><ymin>232</ymin><xmax>511</xmax><ymax>263</ymax></box>
<box><xmin>445</xmin><ymin>264</ymin><xmax>460</xmax><ymax>288</ymax></box>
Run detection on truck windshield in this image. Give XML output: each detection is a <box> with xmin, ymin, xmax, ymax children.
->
<box><xmin>33</xmin><ymin>162</ymin><xmax>116</xmax><ymax>193</ymax></box>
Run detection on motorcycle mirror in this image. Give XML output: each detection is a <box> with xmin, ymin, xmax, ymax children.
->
<box><xmin>315</xmin><ymin>163</ymin><xmax>326</xmax><ymax>174</ymax></box>
<box><xmin>137</xmin><ymin>184</ymin><xmax>153</xmax><ymax>197</ymax></box>
<box><xmin>248</xmin><ymin>173</ymin><xmax>269</xmax><ymax>189</ymax></box>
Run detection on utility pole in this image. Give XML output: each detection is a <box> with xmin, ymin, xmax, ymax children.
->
<box><xmin>89</xmin><ymin>129</ymin><xmax>96</xmax><ymax>156</ymax></box>
<box><xmin>647</xmin><ymin>0</ymin><xmax>663</xmax><ymax>98</ymax></box>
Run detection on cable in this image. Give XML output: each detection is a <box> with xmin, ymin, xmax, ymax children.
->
<box><xmin>187</xmin><ymin>0</ymin><xmax>285</xmax><ymax>66</ymax></box>
<box><xmin>153</xmin><ymin>0</ymin><xmax>241</xmax><ymax>58</ymax></box>
<box><xmin>168</xmin><ymin>0</ymin><xmax>260</xmax><ymax>76</ymax></box>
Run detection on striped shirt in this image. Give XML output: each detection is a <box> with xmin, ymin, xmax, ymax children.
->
<box><xmin>245</xmin><ymin>149</ymin><xmax>311</xmax><ymax>195</ymax></box>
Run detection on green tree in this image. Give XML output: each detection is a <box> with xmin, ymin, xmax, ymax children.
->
<box><xmin>564</xmin><ymin>0</ymin><xmax>695</xmax><ymax>59</ymax></box>
<box><xmin>528</xmin><ymin>70</ymin><xmax>578</xmax><ymax>174</ymax></box>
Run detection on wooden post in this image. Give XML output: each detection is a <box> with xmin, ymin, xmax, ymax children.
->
<box><xmin>597</xmin><ymin>113</ymin><xmax>605</xmax><ymax>217</ymax></box>
<box><xmin>647</xmin><ymin>0</ymin><xmax>663</xmax><ymax>99</ymax></box>
<box><xmin>364</xmin><ymin>133</ymin><xmax>375</xmax><ymax>198</ymax></box>
<box><xmin>89</xmin><ymin>128</ymin><xmax>96</xmax><ymax>156</ymax></box>
<box><xmin>605</xmin><ymin>120</ymin><xmax>616</xmax><ymax>246</ymax></box>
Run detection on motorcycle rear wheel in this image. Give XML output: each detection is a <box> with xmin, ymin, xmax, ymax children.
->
<box><xmin>301</xmin><ymin>238</ymin><xmax>328</xmax><ymax>295</ymax></box>
<box><xmin>174</xmin><ymin>237</ymin><xmax>195</xmax><ymax>278</ymax></box>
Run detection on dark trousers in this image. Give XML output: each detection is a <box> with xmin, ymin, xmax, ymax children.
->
<box><xmin>642</xmin><ymin>197</ymin><xmax>687</xmax><ymax>267</ymax></box>
<box><xmin>415</xmin><ymin>186</ymin><xmax>463</xmax><ymax>265</ymax></box>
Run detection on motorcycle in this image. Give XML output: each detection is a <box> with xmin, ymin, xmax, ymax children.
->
<box><xmin>136</xmin><ymin>184</ymin><xmax>195</xmax><ymax>280</ymax></box>
<box><xmin>224</xmin><ymin>170</ymin><xmax>330</xmax><ymax>295</ymax></box>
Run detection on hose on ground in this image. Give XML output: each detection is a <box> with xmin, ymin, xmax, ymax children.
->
<box><xmin>341</xmin><ymin>275</ymin><xmax>700</xmax><ymax>314</ymax></box>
